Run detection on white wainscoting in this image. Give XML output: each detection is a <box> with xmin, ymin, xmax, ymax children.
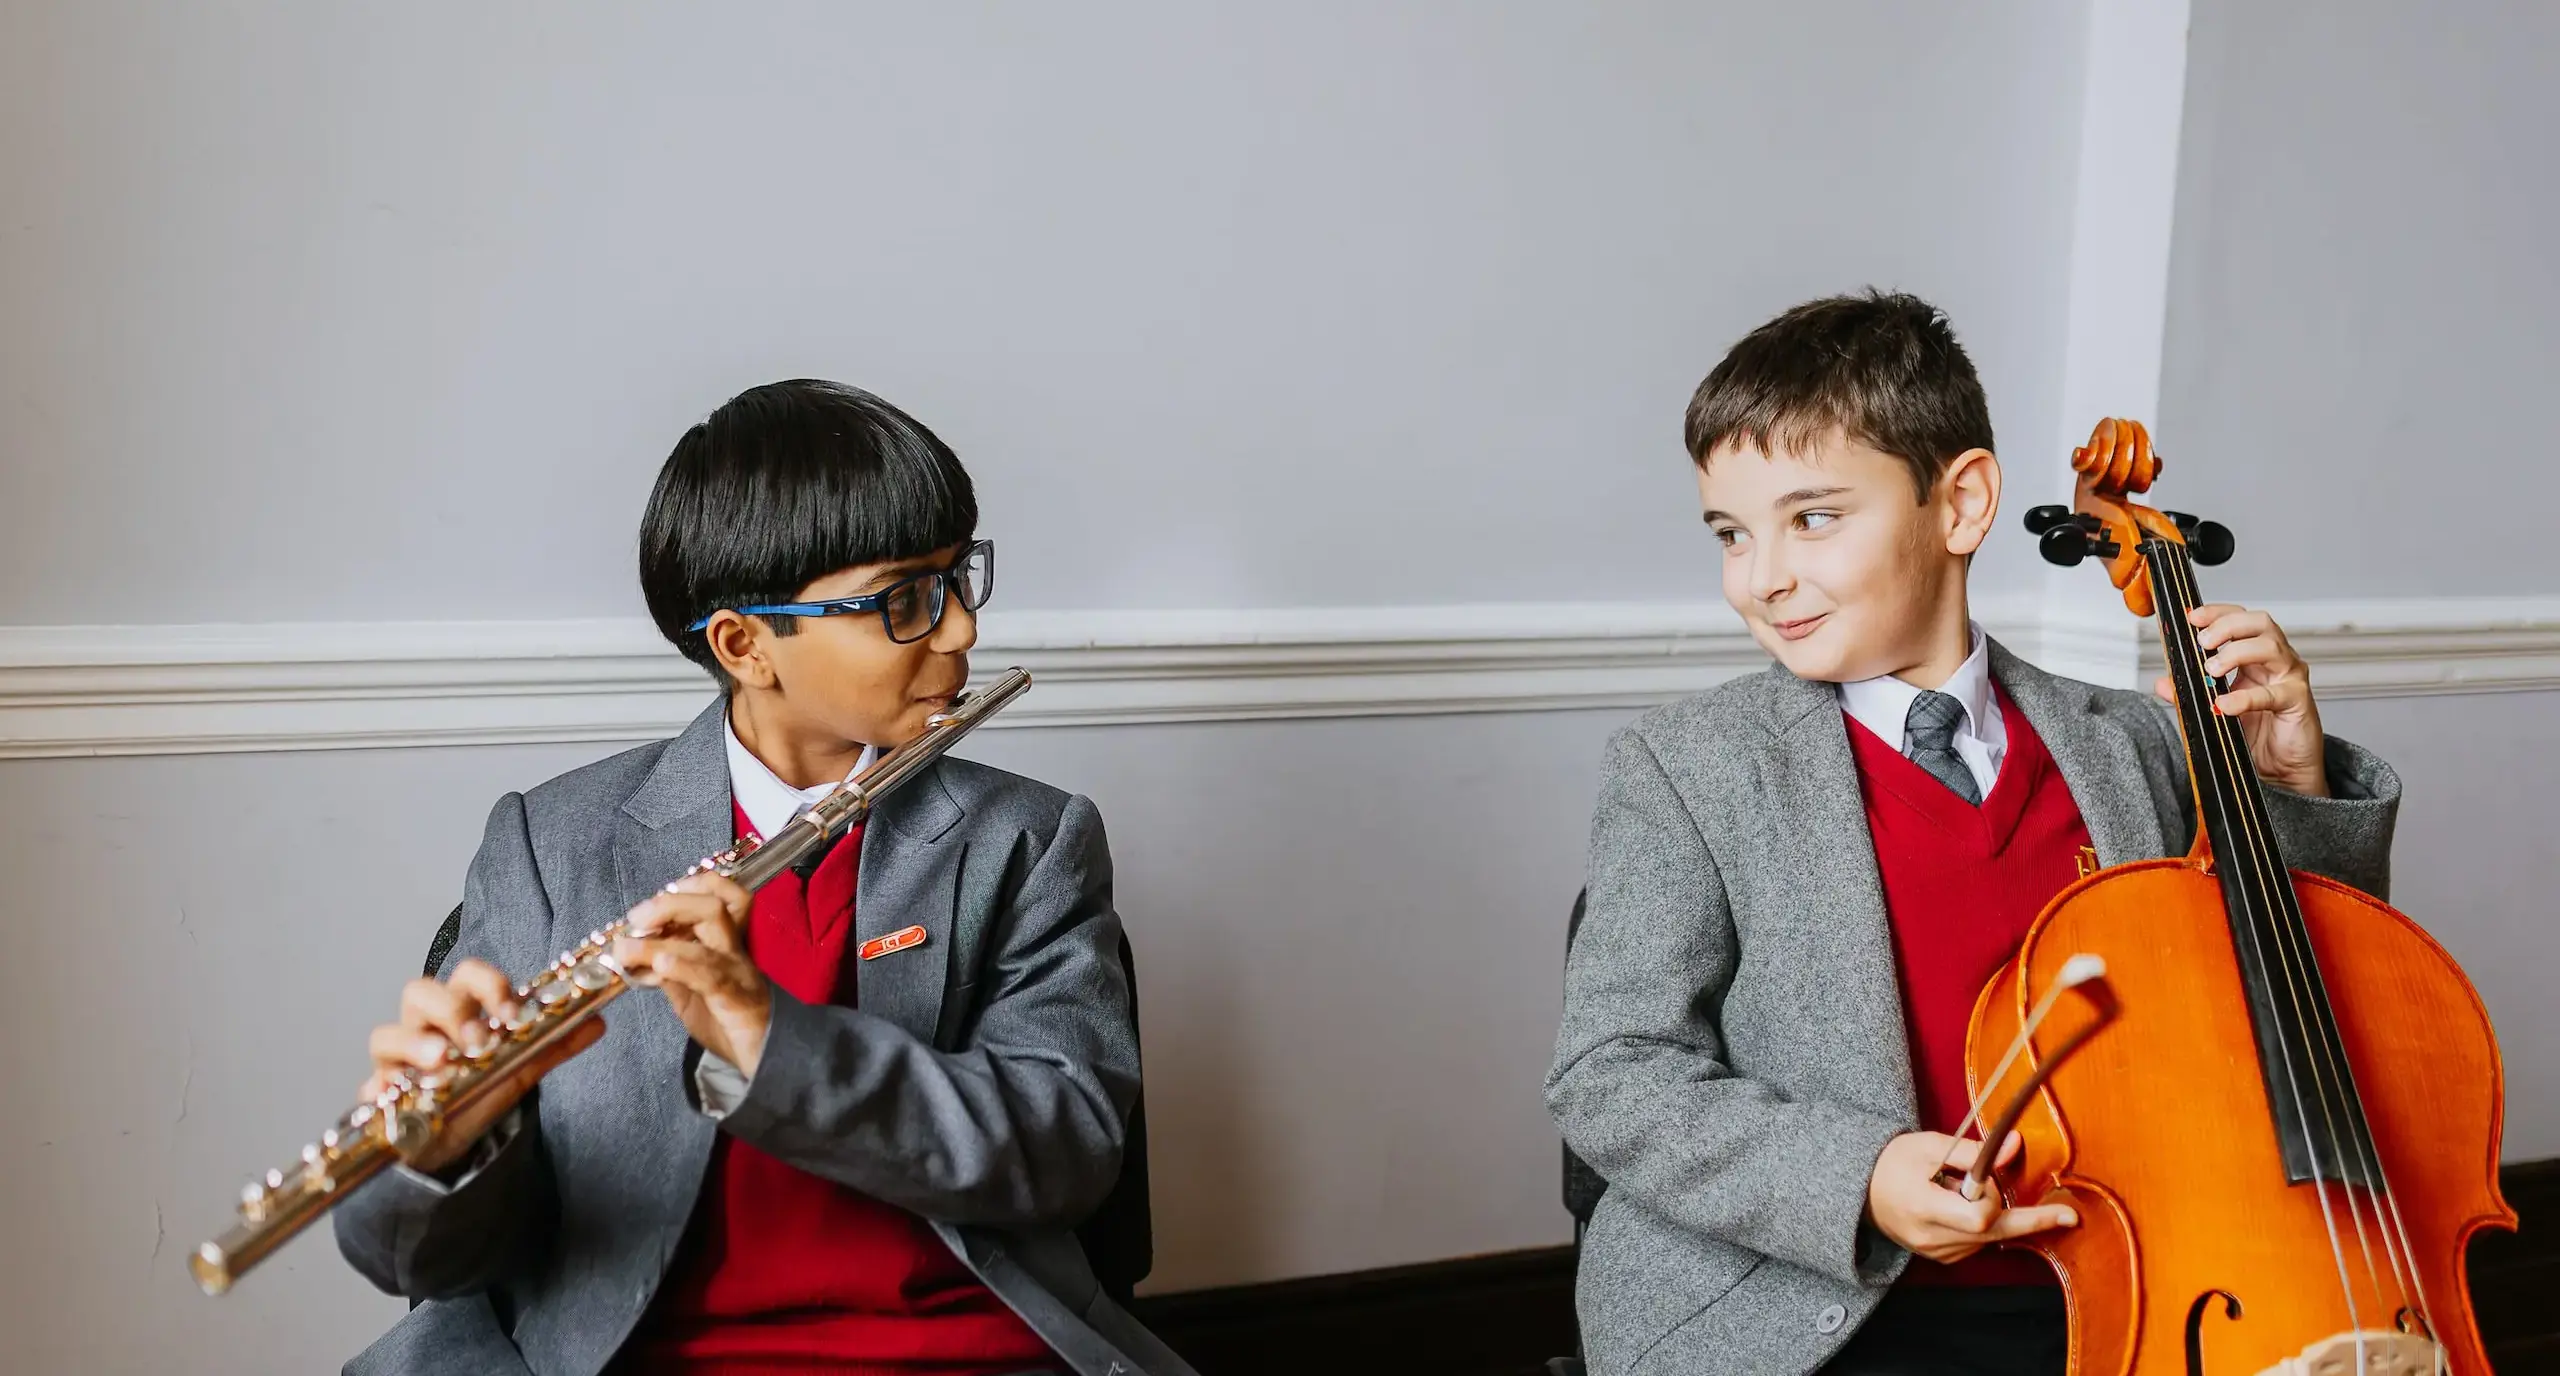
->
<box><xmin>0</xmin><ymin>596</ymin><xmax>2553</xmax><ymax>759</ymax></box>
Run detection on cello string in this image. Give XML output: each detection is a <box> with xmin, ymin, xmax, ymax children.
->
<box><xmin>2170</xmin><ymin>539</ymin><xmax>2426</xmax><ymax>1340</ymax></box>
<box><xmin>2369</xmin><ymin>1149</ymin><xmax>2444</xmax><ymax>1351</ymax></box>
<box><xmin>2150</xmin><ymin>543</ymin><xmax>2375</xmax><ymax>1352</ymax></box>
<box><xmin>2162</xmin><ymin>546</ymin><xmax>2445</xmax><ymax>1370</ymax></box>
<box><xmin>2158</xmin><ymin>547</ymin><xmax>2421</xmax><ymax>1335</ymax></box>
<box><xmin>2158</xmin><ymin>545</ymin><xmax>2390</xmax><ymax>1336</ymax></box>
<box><xmin>2157</xmin><ymin>549</ymin><xmax>2381</xmax><ymax>1370</ymax></box>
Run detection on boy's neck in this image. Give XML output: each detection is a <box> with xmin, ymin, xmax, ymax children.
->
<box><xmin>1877</xmin><ymin>589</ymin><xmax>1977</xmax><ymax>693</ymax></box>
<box><xmin>727</xmin><ymin>689</ymin><xmax>872</xmax><ymax>791</ymax></box>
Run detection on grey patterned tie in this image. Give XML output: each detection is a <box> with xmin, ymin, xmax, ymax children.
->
<box><xmin>1903</xmin><ymin>690</ymin><xmax>1981</xmax><ymax>805</ymax></box>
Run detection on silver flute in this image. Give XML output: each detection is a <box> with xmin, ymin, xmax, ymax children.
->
<box><xmin>191</xmin><ymin>667</ymin><xmax>1033</xmax><ymax>1296</ymax></box>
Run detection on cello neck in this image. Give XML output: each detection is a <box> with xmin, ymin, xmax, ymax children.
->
<box><xmin>2139</xmin><ymin>535</ymin><xmax>2382</xmax><ymax>1188</ymax></box>
<box><xmin>2141</xmin><ymin>537</ymin><xmax>2286</xmax><ymax>875</ymax></box>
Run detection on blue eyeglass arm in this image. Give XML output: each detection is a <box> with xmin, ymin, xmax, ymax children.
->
<box><xmin>681</xmin><ymin>542</ymin><xmax>989</xmax><ymax>631</ymax></box>
<box><xmin>683</xmin><ymin>594</ymin><xmax>879</xmax><ymax>632</ymax></box>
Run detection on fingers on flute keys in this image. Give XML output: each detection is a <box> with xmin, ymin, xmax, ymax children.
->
<box><xmin>357</xmin><ymin>958</ymin><xmax>518</xmax><ymax>1101</ymax></box>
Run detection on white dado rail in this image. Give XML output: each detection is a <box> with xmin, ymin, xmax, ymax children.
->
<box><xmin>0</xmin><ymin>596</ymin><xmax>2554</xmax><ymax>759</ymax></box>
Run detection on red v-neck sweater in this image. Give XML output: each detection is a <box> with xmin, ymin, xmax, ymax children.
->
<box><xmin>1845</xmin><ymin>687</ymin><xmax>2091</xmax><ymax>1289</ymax></box>
<box><xmin>616</xmin><ymin>802</ymin><xmax>1056</xmax><ymax>1375</ymax></box>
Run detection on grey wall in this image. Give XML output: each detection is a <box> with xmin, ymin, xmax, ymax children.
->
<box><xmin>2309</xmin><ymin>692</ymin><xmax>2560</xmax><ymax>1164</ymax></box>
<box><xmin>2159</xmin><ymin>0</ymin><xmax>2560</xmax><ymax>1156</ymax></box>
<box><xmin>0</xmin><ymin>712</ymin><xmax>1629</xmax><ymax>1373</ymax></box>
<box><xmin>0</xmin><ymin>4</ymin><xmax>2100</xmax><ymax>1371</ymax></box>
<box><xmin>2160</xmin><ymin>0</ymin><xmax>2560</xmax><ymax>597</ymax></box>
<box><xmin>6</xmin><ymin>2</ymin><xmax>2553</xmax><ymax>1374</ymax></box>
<box><xmin>0</xmin><ymin>0</ymin><xmax>2083</xmax><ymax>624</ymax></box>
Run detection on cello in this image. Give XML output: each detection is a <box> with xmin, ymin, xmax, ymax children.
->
<box><xmin>1956</xmin><ymin>419</ymin><xmax>2513</xmax><ymax>1375</ymax></box>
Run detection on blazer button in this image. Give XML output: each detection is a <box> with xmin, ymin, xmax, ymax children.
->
<box><xmin>1816</xmin><ymin>1302</ymin><xmax>1847</xmax><ymax>1334</ymax></box>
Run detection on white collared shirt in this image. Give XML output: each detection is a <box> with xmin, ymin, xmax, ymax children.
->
<box><xmin>694</xmin><ymin>715</ymin><xmax>878</xmax><ymax>1118</ymax></box>
<box><xmin>722</xmin><ymin>714</ymin><xmax>878</xmax><ymax>843</ymax></box>
<box><xmin>1837</xmin><ymin>624</ymin><xmax>2007</xmax><ymax>800</ymax></box>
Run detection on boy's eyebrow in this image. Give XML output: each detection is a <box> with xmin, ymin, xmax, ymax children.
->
<box><xmin>1699</xmin><ymin>486</ymin><xmax>1852</xmax><ymax>525</ymax></box>
<box><xmin>847</xmin><ymin>548</ymin><xmax>961</xmax><ymax>593</ymax></box>
<box><xmin>853</xmin><ymin>562</ymin><xmax>935</xmax><ymax>592</ymax></box>
<box><xmin>1777</xmin><ymin>485</ymin><xmax>1852</xmax><ymax>506</ymax></box>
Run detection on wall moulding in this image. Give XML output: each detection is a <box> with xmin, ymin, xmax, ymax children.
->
<box><xmin>0</xmin><ymin>596</ymin><xmax>2551</xmax><ymax>760</ymax></box>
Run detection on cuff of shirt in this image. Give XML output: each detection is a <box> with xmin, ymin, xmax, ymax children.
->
<box><xmin>694</xmin><ymin>1051</ymin><xmax>753</xmax><ymax>1119</ymax></box>
<box><xmin>388</xmin><ymin>1106</ymin><xmax>520</xmax><ymax>1194</ymax></box>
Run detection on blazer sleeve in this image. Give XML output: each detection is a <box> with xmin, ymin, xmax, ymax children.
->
<box><xmin>2142</xmin><ymin>697</ymin><xmax>2403</xmax><ymax>899</ymax></box>
<box><xmin>715</xmin><ymin>793</ymin><xmax>1139</xmax><ymax>1229</ymax></box>
<box><xmin>333</xmin><ymin>792</ymin><xmax>561</xmax><ymax>1300</ymax></box>
<box><xmin>1546</xmin><ymin>726</ymin><xmax>1905</xmax><ymax>1286</ymax></box>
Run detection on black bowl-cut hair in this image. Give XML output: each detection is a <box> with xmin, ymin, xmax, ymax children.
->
<box><xmin>640</xmin><ymin>379</ymin><xmax>978</xmax><ymax>688</ymax></box>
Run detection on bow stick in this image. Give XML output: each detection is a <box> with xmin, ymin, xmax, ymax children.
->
<box><xmin>1936</xmin><ymin>953</ymin><xmax>2120</xmax><ymax>1201</ymax></box>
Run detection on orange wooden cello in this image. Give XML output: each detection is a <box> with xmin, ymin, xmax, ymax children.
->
<box><xmin>1956</xmin><ymin>419</ymin><xmax>2514</xmax><ymax>1376</ymax></box>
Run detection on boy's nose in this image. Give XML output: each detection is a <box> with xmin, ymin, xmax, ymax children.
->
<box><xmin>933</xmin><ymin>598</ymin><xmax>980</xmax><ymax>655</ymax></box>
<box><xmin>1747</xmin><ymin>546</ymin><xmax>1795</xmax><ymax>603</ymax></box>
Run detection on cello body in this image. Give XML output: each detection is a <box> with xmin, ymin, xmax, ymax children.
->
<box><xmin>1969</xmin><ymin>863</ymin><xmax>2510</xmax><ymax>1375</ymax></box>
<box><xmin>1962</xmin><ymin>418</ymin><xmax>2513</xmax><ymax>1375</ymax></box>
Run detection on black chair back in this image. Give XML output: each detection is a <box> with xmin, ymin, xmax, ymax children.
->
<box><xmin>1561</xmin><ymin>888</ymin><xmax>1608</xmax><ymax>1231</ymax></box>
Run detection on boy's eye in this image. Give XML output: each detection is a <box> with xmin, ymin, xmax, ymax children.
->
<box><xmin>1710</xmin><ymin>526</ymin><xmax>1745</xmax><ymax>549</ymax></box>
<box><xmin>882</xmin><ymin>583</ymin><xmax>929</xmax><ymax>630</ymax></box>
<box><xmin>1796</xmin><ymin>511</ymin><xmax>1839</xmax><ymax>531</ymax></box>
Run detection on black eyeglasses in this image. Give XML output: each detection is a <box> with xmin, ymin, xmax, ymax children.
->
<box><xmin>687</xmin><ymin>539</ymin><xmax>995</xmax><ymax>645</ymax></box>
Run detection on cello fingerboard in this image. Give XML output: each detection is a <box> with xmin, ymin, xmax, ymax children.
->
<box><xmin>2144</xmin><ymin>537</ymin><xmax>2381</xmax><ymax>1191</ymax></box>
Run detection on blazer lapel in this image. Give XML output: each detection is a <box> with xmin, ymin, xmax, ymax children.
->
<box><xmin>1990</xmin><ymin>641</ymin><xmax>2165</xmax><ymax>865</ymax></box>
<box><xmin>601</xmin><ymin>697</ymin><xmax>734</xmax><ymax>1233</ymax></box>
<box><xmin>1760</xmin><ymin>666</ymin><xmax>1918</xmax><ymax>1122</ymax></box>
<box><xmin>854</xmin><ymin>762</ymin><xmax>966</xmax><ymax>1047</ymax></box>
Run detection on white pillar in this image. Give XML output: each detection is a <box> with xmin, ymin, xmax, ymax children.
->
<box><xmin>2035</xmin><ymin>0</ymin><xmax>2193</xmax><ymax>688</ymax></box>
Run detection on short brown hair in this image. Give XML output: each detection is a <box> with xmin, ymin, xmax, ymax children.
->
<box><xmin>1683</xmin><ymin>290</ymin><xmax>1993</xmax><ymax>500</ymax></box>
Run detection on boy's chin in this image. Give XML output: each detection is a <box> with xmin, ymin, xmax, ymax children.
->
<box><xmin>1759</xmin><ymin>631</ymin><xmax>1856</xmax><ymax>684</ymax></box>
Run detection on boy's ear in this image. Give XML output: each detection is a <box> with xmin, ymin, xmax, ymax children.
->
<box><xmin>1941</xmin><ymin>448</ymin><xmax>2001</xmax><ymax>558</ymax></box>
<box><xmin>702</xmin><ymin>612</ymin><xmax>781</xmax><ymax>692</ymax></box>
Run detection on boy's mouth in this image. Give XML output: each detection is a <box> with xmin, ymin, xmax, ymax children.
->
<box><xmin>1768</xmin><ymin>612</ymin><xmax>1829</xmax><ymax>642</ymax></box>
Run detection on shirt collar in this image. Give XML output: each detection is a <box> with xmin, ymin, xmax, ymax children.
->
<box><xmin>1836</xmin><ymin>623</ymin><xmax>1999</xmax><ymax>750</ymax></box>
<box><xmin>721</xmin><ymin>710</ymin><xmax>878</xmax><ymax>843</ymax></box>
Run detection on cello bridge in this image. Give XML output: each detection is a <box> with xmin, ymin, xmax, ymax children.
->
<box><xmin>2251</xmin><ymin>1331</ymin><xmax>2439</xmax><ymax>1376</ymax></box>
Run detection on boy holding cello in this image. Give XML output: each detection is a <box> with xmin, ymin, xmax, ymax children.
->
<box><xmin>1546</xmin><ymin>291</ymin><xmax>2402</xmax><ymax>1375</ymax></box>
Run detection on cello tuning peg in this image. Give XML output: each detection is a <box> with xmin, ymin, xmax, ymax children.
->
<box><xmin>2188</xmin><ymin>519</ymin><xmax>2236</xmax><ymax>566</ymax></box>
<box><xmin>2022</xmin><ymin>504</ymin><xmax>2073</xmax><ymax>535</ymax></box>
<box><xmin>2164</xmin><ymin>509</ymin><xmax>2200</xmax><ymax>533</ymax></box>
<box><xmin>2038</xmin><ymin>524</ymin><xmax>2090</xmax><ymax>568</ymax></box>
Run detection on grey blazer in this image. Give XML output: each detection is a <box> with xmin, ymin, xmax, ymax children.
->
<box><xmin>1545</xmin><ymin>643</ymin><xmax>2401</xmax><ymax>1376</ymax></box>
<box><xmin>335</xmin><ymin>699</ymin><xmax>1198</xmax><ymax>1376</ymax></box>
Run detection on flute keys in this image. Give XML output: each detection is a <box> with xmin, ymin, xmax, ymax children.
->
<box><xmin>569</xmin><ymin>960</ymin><xmax>615</xmax><ymax>992</ymax></box>
<box><xmin>534</xmin><ymin>981</ymin><xmax>573</xmax><ymax>1007</ymax></box>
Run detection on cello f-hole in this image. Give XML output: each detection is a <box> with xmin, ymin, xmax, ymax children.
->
<box><xmin>2183</xmin><ymin>1288</ymin><xmax>2244</xmax><ymax>1376</ymax></box>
